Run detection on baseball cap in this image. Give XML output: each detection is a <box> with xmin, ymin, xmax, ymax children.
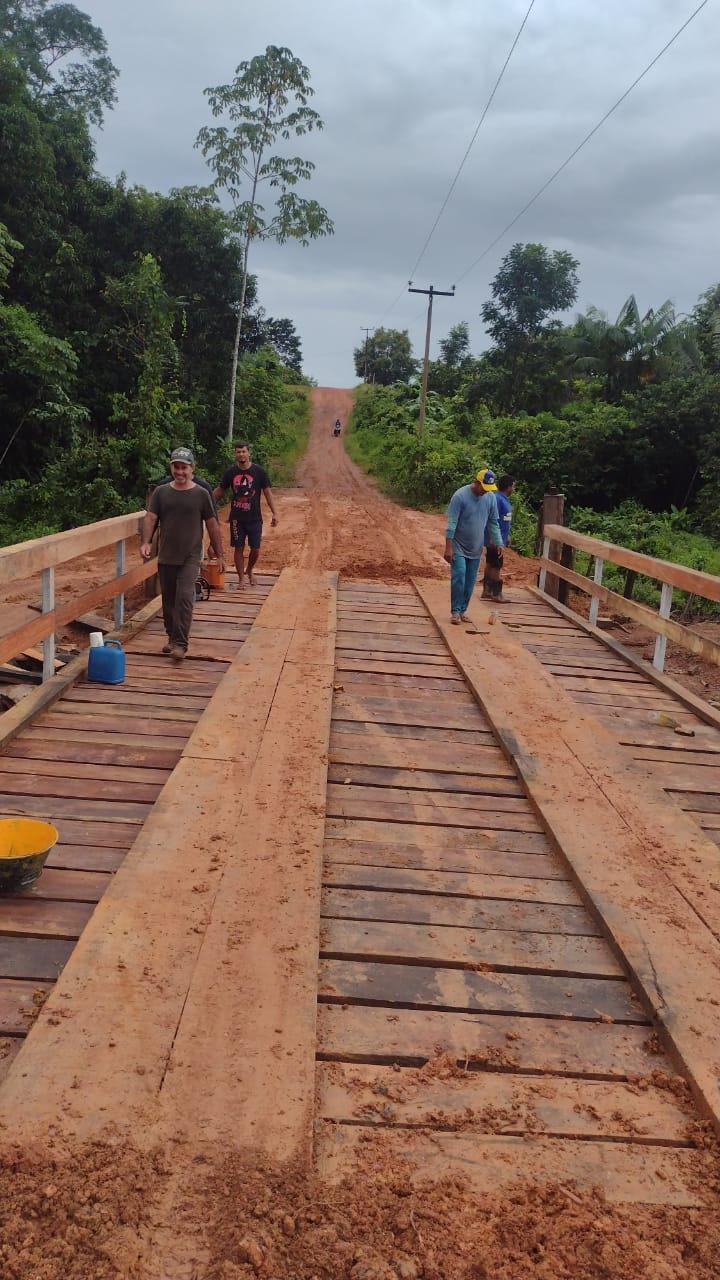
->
<box><xmin>170</xmin><ymin>447</ymin><xmax>195</xmax><ymax>465</ymax></box>
<box><xmin>476</xmin><ymin>468</ymin><xmax>498</xmax><ymax>492</ymax></box>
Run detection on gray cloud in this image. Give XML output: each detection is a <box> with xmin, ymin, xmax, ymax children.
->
<box><xmin>84</xmin><ymin>0</ymin><xmax>719</xmax><ymax>382</ymax></box>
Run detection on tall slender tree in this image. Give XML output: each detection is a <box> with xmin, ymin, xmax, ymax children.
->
<box><xmin>196</xmin><ymin>45</ymin><xmax>333</xmax><ymax>440</ymax></box>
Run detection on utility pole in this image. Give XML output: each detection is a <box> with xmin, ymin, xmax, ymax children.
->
<box><xmin>408</xmin><ymin>282</ymin><xmax>455</xmax><ymax>436</ymax></box>
<box><xmin>361</xmin><ymin>327</ymin><xmax>373</xmax><ymax>382</ymax></box>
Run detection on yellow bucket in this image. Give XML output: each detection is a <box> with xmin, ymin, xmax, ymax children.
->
<box><xmin>0</xmin><ymin>818</ymin><xmax>58</xmax><ymax>893</ymax></box>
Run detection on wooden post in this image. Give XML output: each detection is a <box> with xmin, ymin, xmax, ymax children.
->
<box><xmin>539</xmin><ymin>491</ymin><xmax>565</xmax><ymax>599</ymax></box>
<box><xmin>558</xmin><ymin>542</ymin><xmax>574</xmax><ymax>606</ymax></box>
<box><xmin>41</xmin><ymin>566</ymin><xmax>55</xmax><ymax>683</ymax></box>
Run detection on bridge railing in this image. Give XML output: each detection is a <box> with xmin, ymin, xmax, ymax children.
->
<box><xmin>0</xmin><ymin>512</ymin><xmax>157</xmax><ymax>681</ymax></box>
<box><xmin>538</xmin><ymin>523</ymin><xmax>720</xmax><ymax>673</ymax></box>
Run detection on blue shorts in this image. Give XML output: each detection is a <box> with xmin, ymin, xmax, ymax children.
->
<box><xmin>230</xmin><ymin>517</ymin><xmax>262</xmax><ymax>550</ymax></box>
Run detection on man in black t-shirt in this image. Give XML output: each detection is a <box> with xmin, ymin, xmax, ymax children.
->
<box><xmin>213</xmin><ymin>442</ymin><xmax>278</xmax><ymax>588</ymax></box>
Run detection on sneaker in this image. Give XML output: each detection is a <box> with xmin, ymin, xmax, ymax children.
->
<box><xmin>169</xmin><ymin>645</ymin><xmax>186</xmax><ymax>661</ymax></box>
<box><xmin>162</xmin><ymin>642</ymin><xmax>172</xmax><ymax>654</ymax></box>
<box><xmin>450</xmin><ymin>614</ymin><xmax>461</xmax><ymax>625</ymax></box>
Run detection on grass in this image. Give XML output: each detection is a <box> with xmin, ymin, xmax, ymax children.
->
<box><xmin>264</xmin><ymin>385</ymin><xmax>311</xmax><ymax>486</ymax></box>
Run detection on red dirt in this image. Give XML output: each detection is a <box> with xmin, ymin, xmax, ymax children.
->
<box><xmin>2</xmin><ymin>1138</ymin><xmax>720</xmax><ymax>1280</ymax></box>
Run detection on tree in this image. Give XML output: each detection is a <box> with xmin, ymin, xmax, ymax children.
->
<box><xmin>566</xmin><ymin>296</ymin><xmax>697</xmax><ymax>400</ymax></box>
<box><xmin>352</xmin><ymin>327</ymin><xmax>418</xmax><ymax>385</ymax></box>
<box><xmin>692</xmin><ymin>283</ymin><xmax>720</xmax><ymax>373</ymax></box>
<box><xmin>196</xmin><ymin>45</ymin><xmax>333</xmax><ymax>440</ymax></box>
<box><xmin>0</xmin><ymin>221</ymin><xmax>87</xmax><ymax>475</ymax></box>
<box><xmin>0</xmin><ymin>0</ymin><xmax>118</xmax><ymax>125</ymax></box>
<box><xmin>480</xmin><ymin>242</ymin><xmax>579</xmax><ymax>413</ymax></box>
<box><xmin>439</xmin><ymin>321</ymin><xmax>471</xmax><ymax>367</ymax></box>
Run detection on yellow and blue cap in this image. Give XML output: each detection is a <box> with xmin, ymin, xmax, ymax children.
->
<box><xmin>475</xmin><ymin>468</ymin><xmax>498</xmax><ymax>492</ymax></box>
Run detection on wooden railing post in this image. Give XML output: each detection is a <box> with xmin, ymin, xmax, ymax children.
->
<box><xmin>41</xmin><ymin>566</ymin><xmax>55</xmax><ymax>683</ymax></box>
<box><xmin>114</xmin><ymin>538</ymin><xmax>126</xmax><ymax>628</ymax></box>
<box><xmin>539</xmin><ymin>492</ymin><xmax>565</xmax><ymax>599</ymax></box>
<box><xmin>653</xmin><ymin>582</ymin><xmax>673</xmax><ymax>671</ymax></box>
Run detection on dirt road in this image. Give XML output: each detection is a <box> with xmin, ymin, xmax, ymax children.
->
<box><xmin>244</xmin><ymin>386</ymin><xmax>446</xmax><ymax>582</ymax></box>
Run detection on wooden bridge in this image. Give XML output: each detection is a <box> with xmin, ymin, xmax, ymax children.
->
<box><xmin>0</xmin><ymin>514</ymin><xmax>719</xmax><ymax>1216</ymax></box>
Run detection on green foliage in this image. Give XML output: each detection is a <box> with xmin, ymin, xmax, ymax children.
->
<box><xmin>564</xmin><ymin>296</ymin><xmax>698</xmax><ymax>401</ymax></box>
<box><xmin>0</xmin><ymin>0</ymin><xmax>118</xmax><ymax>125</ymax></box>
<box><xmin>568</xmin><ymin>501</ymin><xmax>720</xmax><ymax>615</ymax></box>
<box><xmin>208</xmin><ymin>349</ymin><xmax>310</xmax><ymax>485</ymax></box>
<box><xmin>352</xmin><ymin>327</ymin><xmax>418</xmax><ymax>385</ymax></box>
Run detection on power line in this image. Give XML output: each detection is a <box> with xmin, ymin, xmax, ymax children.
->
<box><xmin>455</xmin><ymin>0</ymin><xmax>710</xmax><ymax>285</ymax></box>
<box><xmin>377</xmin><ymin>0</ymin><xmax>536</xmax><ymax>327</ymax></box>
<box><xmin>407</xmin><ymin>0</ymin><xmax>536</xmax><ymax>282</ymax></box>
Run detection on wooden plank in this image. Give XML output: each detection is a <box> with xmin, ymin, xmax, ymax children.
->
<box><xmin>0</xmin><ymin>511</ymin><xmax>143</xmax><ymax>585</ymax></box>
<box><xmin>0</xmin><ymin>978</ymin><xmax>53</xmax><ymax>1033</ymax></box>
<box><xmin>336</xmin><ymin>659</ymin><xmax>459</xmax><ymax>678</ymax></box>
<box><xmin>325</xmin><ymin>819</ymin><xmax>550</xmax><ymax>855</ymax></box>
<box><xmin>334</xmin><ymin>680</ymin><xmax>472</xmax><ymax>703</ymax></box>
<box><xmin>316</xmin><ymin>1125</ymin><xmax>705</xmax><ymax>1206</ymax></box>
<box><xmin>317</xmin><ymin>1004</ymin><xmax>657</xmax><ymax>1077</ymax></box>
<box><xmin>49</xmin><ymin>698</ymin><xmax>202</xmax><ymax>723</ymax></box>
<box><xmin>326</xmin><ymin>763</ymin><xmax>521</xmax><ymax>791</ymax></box>
<box><xmin>0</xmin><ymin>749</ymin><xmax>175</xmax><ymax>781</ymax></box>
<box><xmin>559</xmin><ymin>676</ymin><xmax>678</xmax><ymax>699</ymax></box>
<box><xmin>326</xmin><ymin>781</ymin><xmax>531</xmax><ymax>813</ymax></box>
<box><xmin>21</xmin><ymin>725</ymin><xmax>192</xmax><ymax>751</ymax></box>
<box><xmin>337</xmin><ymin>671</ymin><xmax>467</xmax><ymax>692</ymax></box>
<box><xmin>336</xmin><ymin>634</ymin><xmax>448</xmax><ymax>655</ymax></box>
<box><xmin>0</xmin><ymin>936</ymin><xmax>74</xmax><ymax>981</ymax></box>
<box><xmin>325</xmin><ymin>795</ymin><xmax>543</xmax><ymax>833</ymax></box>
<box><xmin>548</xmin><ymin>666</ymin><xmax>648</xmax><ymax>684</ymax></box>
<box><xmin>530</xmin><ymin>586</ymin><xmax>720</xmax><ymax>734</ymax></box>
<box><xmin>157</xmin><ymin>568</ymin><xmax>336</xmax><ymax>1158</ymax></box>
<box><xmin>333</xmin><ymin>697</ymin><xmax>480</xmax><ymax>730</ymax></box>
<box><xmin>37</xmin><ymin>818</ymin><xmax>136</xmax><ymax>848</ymax></box>
<box><xmin>417</xmin><ymin>577</ymin><xmax>720</xmax><ymax>1133</ymax></box>
<box><xmin>319</xmin><ymin>959</ymin><xmax>642</xmax><ymax>1021</ymax></box>
<box><xmin>329</xmin><ymin>737</ymin><xmax>504</xmax><ymax>774</ymax></box>
<box><xmin>332</xmin><ymin>720</ymin><xmax>489</xmax><ymax>745</ymax></box>
<box><xmin>321</xmin><ymin>887</ymin><xmax>598</xmax><ymax>936</ymax></box>
<box><xmin>0</xmin><ymin>899</ymin><xmax>93</xmax><ymax>939</ymax></box>
<box><xmin>0</xmin><ymin>596</ymin><xmax>163</xmax><ymax>754</ymax></box>
<box><xmin>543</xmin><ymin>522</ymin><xmax>720</xmax><ymax>604</ymax></box>
<box><xmin>17</xmin><ymin>867</ymin><xmax>112</xmax><ymax>902</ymax></box>
<box><xmin>46</xmin><ymin>845</ymin><xmax>126</xmax><ymax>874</ymax></box>
<box><xmin>63</xmin><ymin>687</ymin><xmax>208</xmax><ymax>711</ymax></box>
<box><xmin>0</xmin><ymin>771</ymin><xmax>162</xmax><ymax>805</ymax></box>
<box><xmin>317</xmin><ymin>1062</ymin><xmax>689</xmax><ymax>1141</ymax></box>
<box><xmin>571</xmin><ymin>691</ymin><xmax>684</xmax><ymax>712</ymax></box>
<box><xmin>320</xmin><ymin>918</ymin><xmax>622</xmax><ymax>978</ymax></box>
<box><xmin>35</xmin><ymin>712</ymin><xmax>196</xmax><ymax>739</ymax></box>
<box><xmin>323</xmin><ymin>839</ymin><xmax>564</xmax><ymax>880</ymax></box>
<box><xmin>0</xmin><ymin>792</ymin><xmax>149</xmax><ymax>823</ymax></box>
<box><xmin>322</xmin><ymin>862</ymin><xmax>582</xmax><ymax>905</ymax></box>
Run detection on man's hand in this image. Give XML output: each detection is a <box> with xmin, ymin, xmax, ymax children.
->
<box><xmin>271</xmin><ymin>515</ymin><xmax>278</xmax><ymax>528</ymax></box>
<box><xmin>140</xmin><ymin>543</ymin><xmax>153</xmax><ymax>561</ymax></box>
<box><xmin>443</xmin><ymin>539</ymin><xmax>454</xmax><ymax>565</ymax></box>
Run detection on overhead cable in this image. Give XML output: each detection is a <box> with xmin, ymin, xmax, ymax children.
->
<box><xmin>377</xmin><ymin>0</ymin><xmax>537</xmax><ymax>327</ymax></box>
<box><xmin>454</xmin><ymin>0</ymin><xmax>710</xmax><ymax>285</ymax></box>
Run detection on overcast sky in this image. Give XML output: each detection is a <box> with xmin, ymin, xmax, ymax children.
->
<box><xmin>83</xmin><ymin>0</ymin><xmax>719</xmax><ymax>386</ymax></box>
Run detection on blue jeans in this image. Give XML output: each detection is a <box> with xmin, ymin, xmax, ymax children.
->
<box><xmin>450</xmin><ymin>550</ymin><xmax>480</xmax><ymax>616</ymax></box>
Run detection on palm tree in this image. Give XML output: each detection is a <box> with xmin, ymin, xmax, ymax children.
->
<box><xmin>566</xmin><ymin>296</ymin><xmax>698</xmax><ymax>399</ymax></box>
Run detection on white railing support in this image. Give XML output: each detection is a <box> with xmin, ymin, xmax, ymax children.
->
<box><xmin>589</xmin><ymin>557</ymin><xmax>604</xmax><ymax>627</ymax></box>
<box><xmin>653</xmin><ymin>581</ymin><xmax>673</xmax><ymax>671</ymax></box>
<box><xmin>538</xmin><ymin>536</ymin><xmax>550</xmax><ymax>592</ymax></box>
<box><xmin>114</xmin><ymin>538</ymin><xmax>126</xmax><ymax>628</ymax></box>
<box><xmin>41</xmin><ymin>566</ymin><xmax>55</xmax><ymax>683</ymax></box>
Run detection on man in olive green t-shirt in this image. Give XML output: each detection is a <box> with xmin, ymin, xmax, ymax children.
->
<box><xmin>140</xmin><ymin>448</ymin><xmax>224</xmax><ymax>660</ymax></box>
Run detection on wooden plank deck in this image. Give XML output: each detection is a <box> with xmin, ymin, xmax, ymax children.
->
<box><xmin>0</xmin><ymin>574</ymin><xmax>277</xmax><ymax>1080</ymax></box>
<box><xmin>493</xmin><ymin>588</ymin><xmax>720</xmax><ymax>849</ymax></box>
<box><xmin>316</xmin><ymin>580</ymin><xmax>709</xmax><ymax>1204</ymax></box>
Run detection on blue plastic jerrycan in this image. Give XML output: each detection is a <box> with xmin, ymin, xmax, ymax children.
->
<box><xmin>87</xmin><ymin>638</ymin><xmax>126</xmax><ymax>685</ymax></box>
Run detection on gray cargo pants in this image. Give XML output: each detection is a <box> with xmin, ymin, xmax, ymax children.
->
<box><xmin>158</xmin><ymin>559</ymin><xmax>200</xmax><ymax>651</ymax></box>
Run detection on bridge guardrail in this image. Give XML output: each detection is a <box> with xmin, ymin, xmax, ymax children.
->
<box><xmin>538</xmin><ymin>523</ymin><xmax>720</xmax><ymax>672</ymax></box>
<box><xmin>0</xmin><ymin>512</ymin><xmax>158</xmax><ymax>681</ymax></box>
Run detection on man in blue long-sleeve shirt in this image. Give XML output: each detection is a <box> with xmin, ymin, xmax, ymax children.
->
<box><xmin>444</xmin><ymin>469</ymin><xmax>502</xmax><ymax>623</ymax></box>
